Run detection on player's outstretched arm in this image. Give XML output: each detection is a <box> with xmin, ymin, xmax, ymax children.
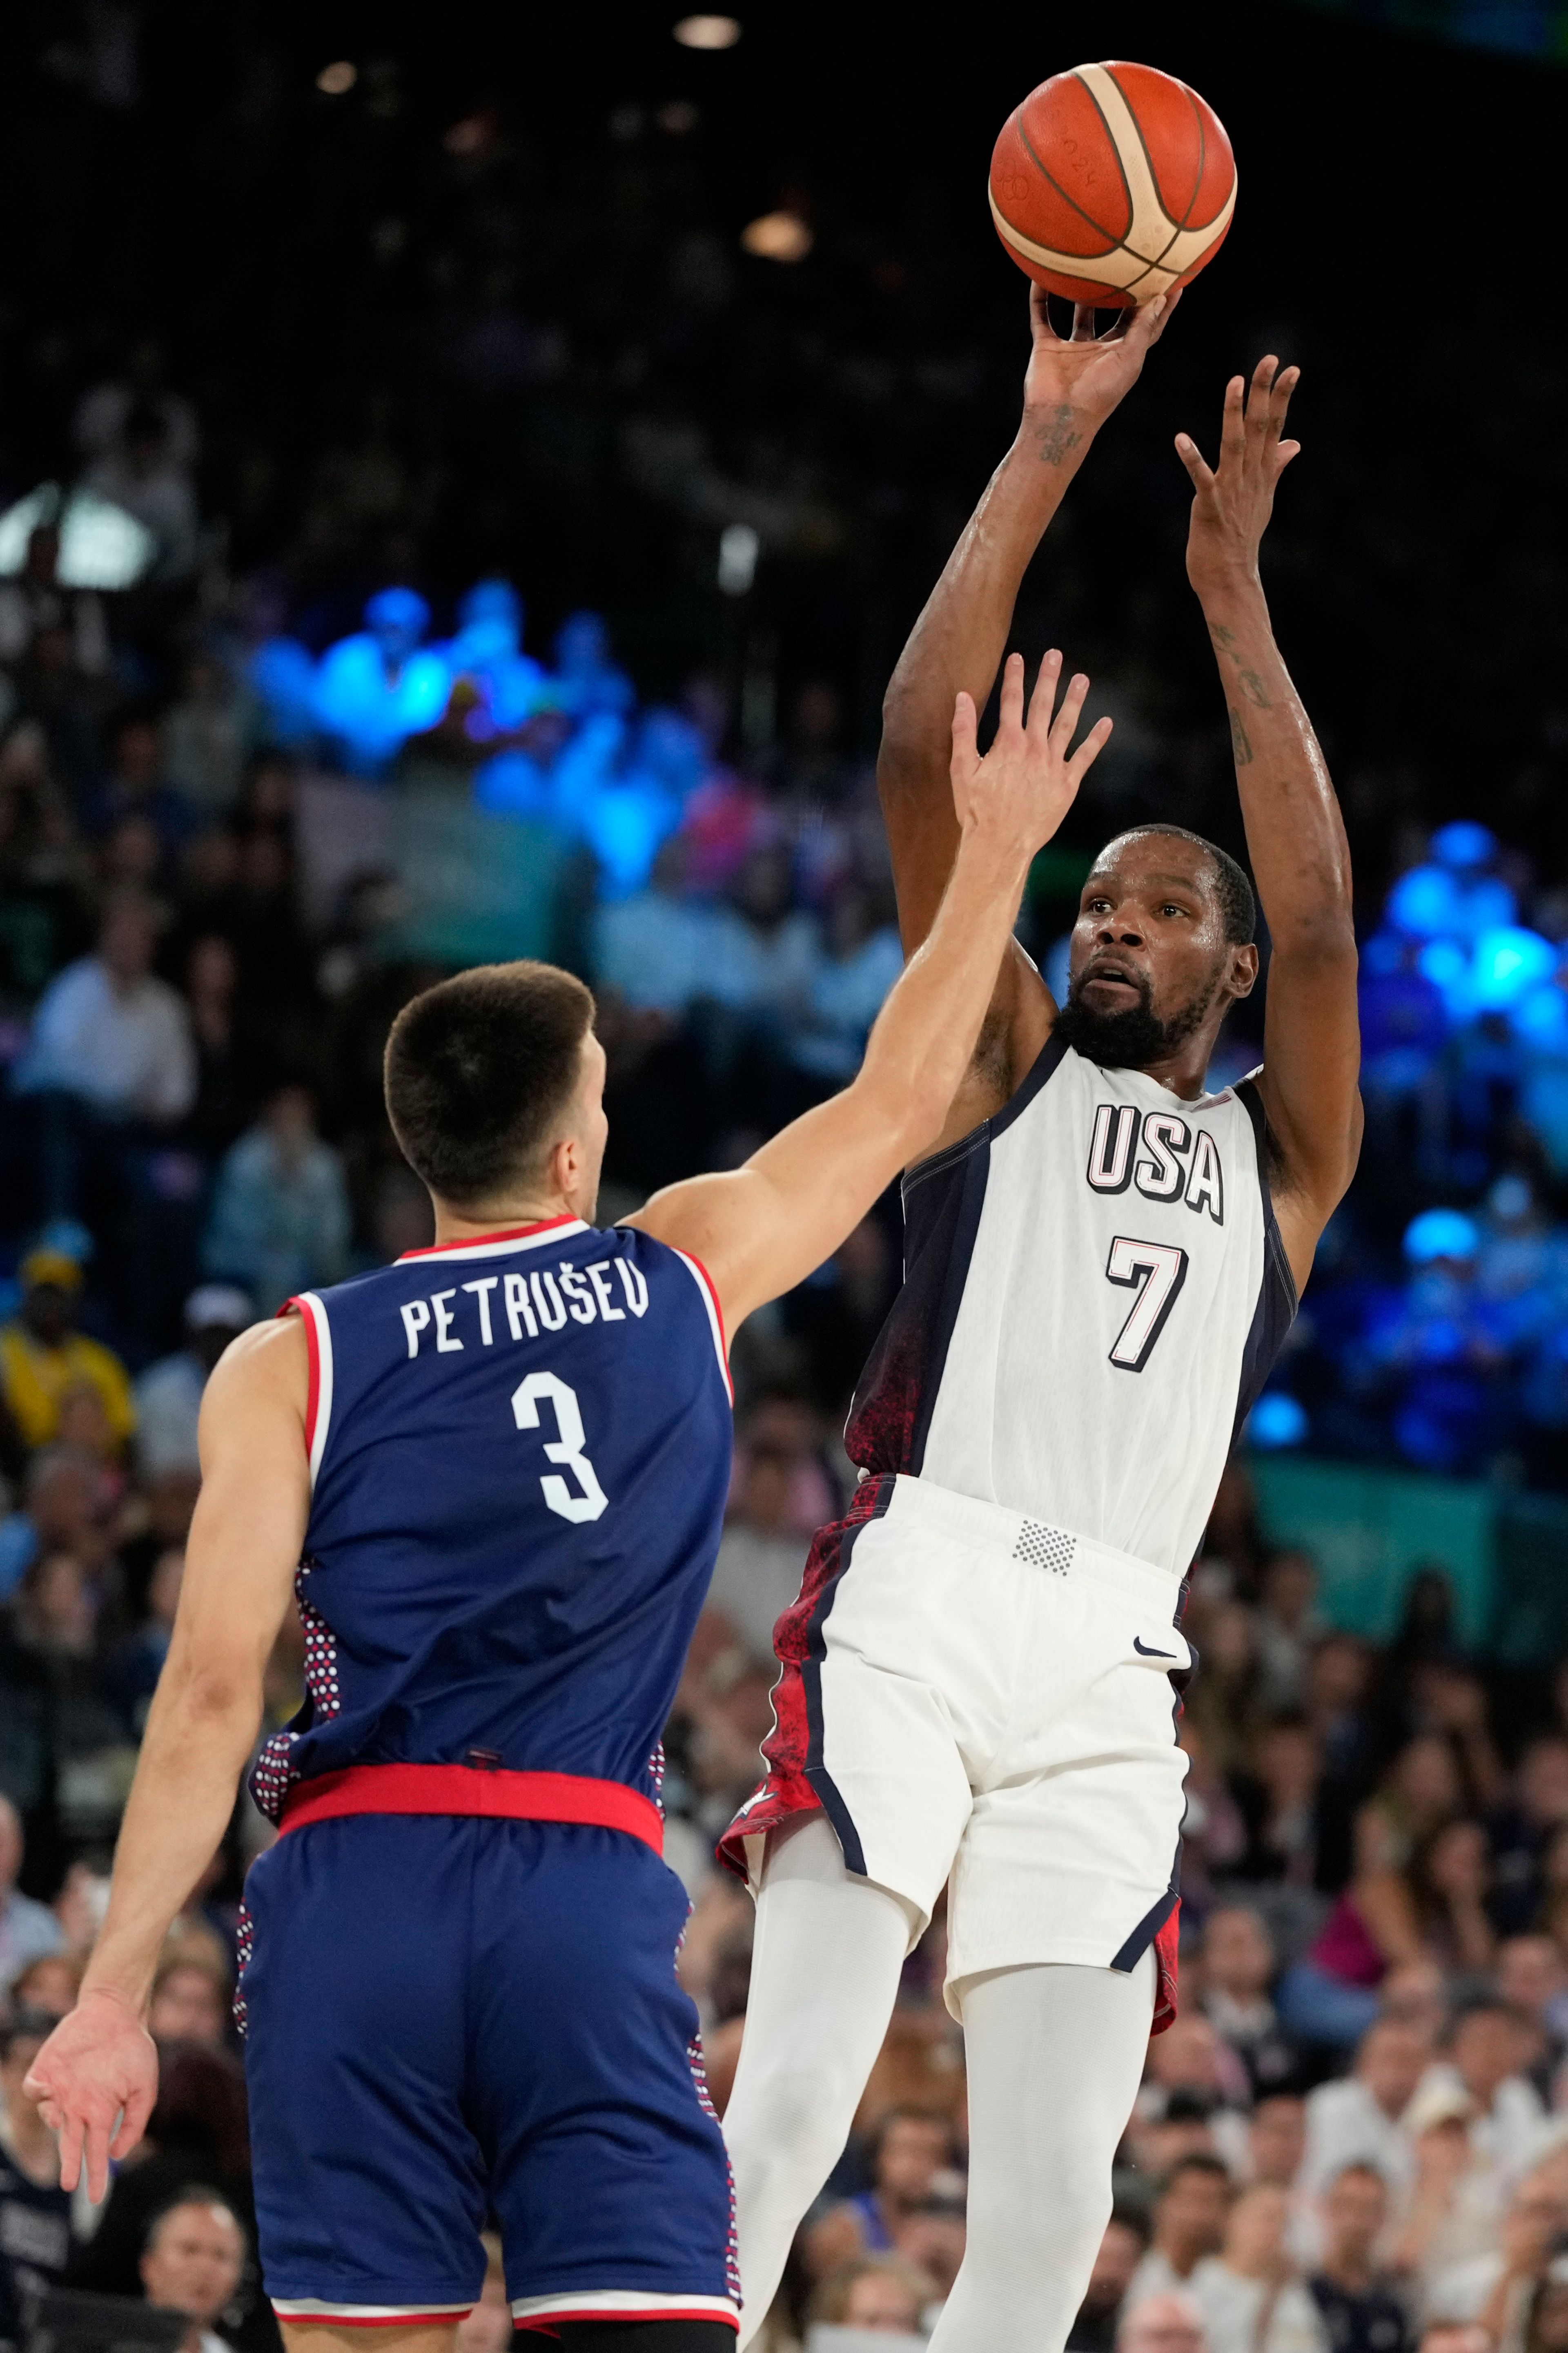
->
<box><xmin>629</xmin><ymin>651</ymin><xmax>1111</xmax><ymax>1331</ymax></box>
<box><xmin>1176</xmin><ymin>358</ymin><xmax>1362</xmax><ymax>1291</ymax></box>
<box><xmin>878</xmin><ymin>288</ymin><xmax>1176</xmax><ymax>1012</ymax></box>
<box><xmin>24</xmin><ymin>1319</ymin><xmax>310</xmax><ymax>2200</ymax></box>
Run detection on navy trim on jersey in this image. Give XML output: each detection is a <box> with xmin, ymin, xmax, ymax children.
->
<box><xmin>801</xmin><ymin>1481</ymin><xmax>895</xmax><ymax>1874</ymax></box>
<box><xmin>866</xmin><ymin>1033</ymin><xmax>1069</xmax><ymax>1480</ymax></box>
<box><xmin>1111</xmin><ymin>1857</ymin><xmax>1181</xmax><ymax>1974</ymax></box>
<box><xmin>908</xmin><ymin>1144</ymin><xmax>989</xmax><ymax>1476</ymax></box>
<box><xmin>1230</xmin><ymin>1076</ymin><xmax>1299</xmax><ymax>1442</ymax></box>
<box><xmin>986</xmin><ymin>1028</ymin><xmax>1070</xmax><ymax>1141</ymax></box>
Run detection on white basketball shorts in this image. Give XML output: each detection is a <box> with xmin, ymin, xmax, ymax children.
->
<box><xmin>721</xmin><ymin>1471</ymin><xmax>1191</xmax><ymax>2021</ymax></box>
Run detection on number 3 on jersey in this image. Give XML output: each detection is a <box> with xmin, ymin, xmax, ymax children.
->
<box><xmin>1105</xmin><ymin>1237</ymin><xmax>1189</xmax><ymax>1372</ymax></box>
<box><xmin>512</xmin><ymin>1371</ymin><xmax>608</xmax><ymax>1522</ymax></box>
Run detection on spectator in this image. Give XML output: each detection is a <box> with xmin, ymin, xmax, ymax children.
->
<box><xmin>8</xmin><ymin>1953</ymin><xmax>82</xmax><ymax>2019</ymax></box>
<box><xmin>706</xmin><ymin>1438</ymin><xmax>813</xmax><ymax>1664</ymax></box>
<box><xmin>163</xmin><ymin>657</ymin><xmax>251</xmax><ymax>822</ymax></box>
<box><xmin>1071</xmin><ymin>2213</ymin><xmax>1154</xmax><ymax>2353</ymax></box>
<box><xmin>787</xmin><ymin>875</ymin><xmax>902</xmax><ymax>1087</ymax></box>
<box><xmin>1118</xmin><ymin>2292</ymin><xmax>1210</xmax><ymax>2353</ymax></box>
<box><xmin>1255</xmin><ymin>1554</ymin><xmax>1327</xmax><ymax>1714</ymax></box>
<box><xmin>1496</xmin><ymin>1938</ymin><xmax>1568</xmax><ymax>2069</ymax></box>
<box><xmin>1408</xmin><ymin>1820</ymin><xmax>1497</xmax><ymax>1975</ymax></box>
<box><xmin>81</xmin><ymin>404</ymin><xmax>200</xmax><ymax>582</ymax></box>
<box><xmin>203</xmin><ymin>1083</ymin><xmax>350</xmax><ymax>1314</ymax></box>
<box><xmin>180</xmin><ymin>938</ymin><xmax>259</xmax><ymax>1159</ymax></box>
<box><xmin>816</xmin><ymin>2110</ymin><xmax>956</xmax><ymax>2267</ymax></box>
<box><xmin>1428</xmin><ymin>2001</ymin><xmax>1548</xmax><ymax>2189</ymax></box>
<box><xmin>88</xmin><ymin>716</ymin><xmax>196</xmax><ymax>862</ymax></box>
<box><xmin>134</xmin><ymin>1287</ymin><xmax>252</xmax><ymax>1481</ymax></box>
<box><xmin>1424</xmin><ymin>2164</ymin><xmax>1568</xmax><ymax>2346</ymax></box>
<box><xmin>1301</xmin><ymin>2016</ymin><xmax>1431</xmax><ymax>2201</ymax></box>
<box><xmin>591</xmin><ymin>835</ymin><xmax>715</xmax><ymax>1017</ymax></box>
<box><xmin>14</xmin><ymin>894</ymin><xmax>198</xmax><ymax>1217</ymax></box>
<box><xmin>0</xmin><ymin>1443</ymin><xmax>117</xmax><ymax>1602</ymax></box>
<box><xmin>147</xmin><ymin>1954</ymin><xmax>231</xmax><ymax>2049</ymax></box>
<box><xmin>1127</xmin><ymin>2157</ymin><xmax>1236</xmax><ymax>2305</ymax></box>
<box><xmin>1250</xmin><ymin>2099</ymin><xmax>1309</xmax><ymax>2192</ymax></box>
<box><xmin>0</xmin><ymin>2012</ymin><xmax>74</xmax><ymax>2350</ymax></box>
<box><xmin>1201</xmin><ymin>1907</ymin><xmax>1303</xmax><ymax>2101</ymax></box>
<box><xmin>806</xmin><ymin>2253</ymin><xmax>933</xmax><ymax>2337</ymax></box>
<box><xmin>0</xmin><ymin>1797</ymin><xmax>63</xmax><ymax>1995</ymax></box>
<box><xmin>102</xmin><ymin>1544</ymin><xmax>184</xmax><ymax>1735</ymax></box>
<box><xmin>0</xmin><ymin>1249</ymin><xmax>135</xmax><ymax>1457</ymax></box>
<box><xmin>138</xmin><ymin>2195</ymin><xmax>246</xmax><ymax>2353</ymax></box>
<box><xmin>1522</xmin><ymin>2270</ymin><xmax>1568</xmax><ymax>2353</ymax></box>
<box><xmin>1236</xmin><ymin>1716</ymin><xmax>1323</xmax><ymax>1889</ymax></box>
<box><xmin>1490</xmin><ymin>1741</ymin><xmax>1568</xmax><ymax>1937</ymax></box>
<box><xmin>1189</xmin><ymin>2183</ymin><xmax>1329</xmax><ymax>2353</ymax></box>
<box><xmin>1307</xmin><ymin>2164</ymin><xmax>1413</xmax><ymax>2353</ymax></box>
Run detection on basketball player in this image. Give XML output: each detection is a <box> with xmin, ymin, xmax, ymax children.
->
<box><xmin>717</xmin><ymin>290</ymin><xmax>1361</xmax><ymax>2351</ymax></box>
<box><xmin>24</xmin><ymin>645</ymin><xmax>1115</xmax><ymax>2351</ymax></box>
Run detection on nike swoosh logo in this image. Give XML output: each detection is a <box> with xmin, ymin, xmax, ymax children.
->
<box><xmin>1133</xmin><ymin>1638</ymin><xmax>1177</xmax><ymax>1658</ymax></box>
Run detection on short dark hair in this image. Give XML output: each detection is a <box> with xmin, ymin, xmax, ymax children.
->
<box><xmin>385</xmin><ymin>962</ymin><xmax>595</xmax><ymax>1208</ymax></box>
<box><xmin>1111</xmin><ymin>825</ymin><xmax>1257</xmax><ymax>946</ymax></box>
<box><xmin>1159</xmin><ymin>2152</ymin><xmax>1233</xmax><ymax>2195</ymax></box>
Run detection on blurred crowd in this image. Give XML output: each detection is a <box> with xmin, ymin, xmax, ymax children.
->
<box><xmin>0</xmin><ymin>15</ymin><xmax>1567</xmax><ymax>2352</ymax></box>
<box><xmin>17</xmin><ymin>1415</ymin><xmax>1568</xmax><ymax>2351</ymax></box>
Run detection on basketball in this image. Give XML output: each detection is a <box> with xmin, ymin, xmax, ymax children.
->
<box><xmin>989</xmin><ymin>61</ymin><xmax>1236</xmax><ymax>307</ymax></box>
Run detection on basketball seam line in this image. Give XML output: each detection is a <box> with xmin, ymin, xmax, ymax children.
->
<box><xmin>1078</xmin><ymin>65</ymin><xmax>1227</xmax><ymax>289</ymax></box>
<box><xmin>1011</xmin><ymin>101</ymin><xmax>1129</xmax><ymax>254</ymax></box>
<box><xmin>1107</xmin><ymin>62</ymin><xmax>1210</xmax><ymax>245</ymax></box>
<box><xmin>1070</xmin><ymin>70</ymin><xmax>1185</xmax><ymax>289</ymax></box>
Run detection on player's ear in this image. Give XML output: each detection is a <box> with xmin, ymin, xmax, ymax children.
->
<box><xmin>1227</xmin><ymin>943</ymin><xmax>1260</xmax><ymax>1001</ymax></box>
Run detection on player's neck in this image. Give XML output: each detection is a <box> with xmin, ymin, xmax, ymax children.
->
<box><xmin>1130</xmin><ymin>1043</ymin><xmax>1212</xmax><ymax>1101</ymax></box>
<box><xmin>429</xmin><ymin>1193</ymin><xmax>580</xmax><ymax>1244</ymax></box>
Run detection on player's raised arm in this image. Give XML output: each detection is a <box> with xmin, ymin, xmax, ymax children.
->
<box><xmin>878</xmin><ymin>287</ymin><xmax>1177</xmax><ymax>977</ymax></box>
<box><xmin>24</xmin><ymin>1320</ymin><xmax>310</xmax><ymax>2200</ymax></box>
<box><xmin>1176</xmin><ymin>357</ymin><xmax>1362</xmax><ymax>1290</ymax></box>
<box><xmin>628</xmin><ymin>650</ymin><xmax>1111</xmax><ymax>1330</ymax></box>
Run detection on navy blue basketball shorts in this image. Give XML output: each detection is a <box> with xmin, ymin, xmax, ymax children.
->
<box><xmin>239</xmin><ymin>1816</ymin><xmax>740</xmax><ymax>2333</ymax></box>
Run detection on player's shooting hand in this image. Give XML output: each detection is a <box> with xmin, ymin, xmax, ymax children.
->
<box><xmin>1021</xmin><ymin>283</ymin><xmax>1179</xmax><ymax>445</ymax></box>
<box><xmin>949</xmin><ymin>649</ymin><xmax>1111</xmax><ymax>860</ymax></box>
<box><xmin>24</xmin><ymin>1986</ymin><xmax>158</xmax><ymax>2202</ymax></box>
<box><xmin>1177</xmin><ymin>355</ymin><xmax>1301</xmax><ymax>600</ymax></box>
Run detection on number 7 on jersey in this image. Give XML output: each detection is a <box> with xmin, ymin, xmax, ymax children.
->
<box><xmin>1105</xmin><ymin>1237</ymin><xmax>1189</xmax><ymax>1372</ymax></box>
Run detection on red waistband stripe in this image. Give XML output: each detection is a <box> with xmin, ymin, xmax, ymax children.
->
<box><xmin>276</xmin><ymin>1762</ymin><xmax>664</xmax><ymax>1854</ymax></box>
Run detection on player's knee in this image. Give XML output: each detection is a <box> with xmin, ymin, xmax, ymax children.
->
<box><xmin>968</xmin><ymin>2161</ymin><xmax>1109</xmax><ymax>2276</ymax></box>
<box><xmin>727</xmin><ymin>2051</ymin><xmax>855</xmax><ymax>2183</ymax></box>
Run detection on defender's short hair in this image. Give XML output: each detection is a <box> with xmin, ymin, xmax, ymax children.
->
<box><xmin>1109</xmin><ymin>826</ymin><xmax>1257</xmax><ymax>946</ymax></box>
<box><xmin>385</xmin><ymin>962</ymin><xmax>595</xmax><ymax>1207</ymax></box>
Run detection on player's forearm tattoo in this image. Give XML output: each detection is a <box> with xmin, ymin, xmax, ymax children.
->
<box><xmin>1228</xmin><ymin>707</ymin><xmax>1255</xmax><ymax>767</ymax></box>
<box><xmin>1207</xmin><ymin>622</ymin><xmax>1272</xmax><ymax>709</ymax></box>
<box><xmin>1030</xmin><ymin>404</ymin><xmax>1083</xmax><ymax>467</ymax></box>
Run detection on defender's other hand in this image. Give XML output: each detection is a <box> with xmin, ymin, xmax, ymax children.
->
<box><xmin>1176</xmin><ymin>355</ymin><xmax>1301</xmax><ymax>599</ymax></box>
<box><xmin>1022</xmin><ymin>284</ymin><xmax>1180</xmax><ymax>448</ymax></box>
<box><xmin>949</xmin><ymin>649</ymin><xmax>1111</xmax><ymax>860</ymax></box>
<box><xmin>24</xmin><ymin>1987</ymin><xmax>158</xmax><ymax>2201</ymax></box>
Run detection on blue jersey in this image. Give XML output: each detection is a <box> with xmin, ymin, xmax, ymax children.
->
<box><xmin>249</xmin><ymin>1216</ymin><xmax>733</xmax><ymax>1822</ymax></box>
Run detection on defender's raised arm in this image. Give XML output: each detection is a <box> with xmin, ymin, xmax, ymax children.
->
<box><xmin>630</xmin><ymin>650</ymin><xmax>1110</xmax><ymax>1327</ymax></box>
<box><xmin>1176</xmin><ymin>357</ymin><xmax>1361</xmax><ymax>1288</ymax></box>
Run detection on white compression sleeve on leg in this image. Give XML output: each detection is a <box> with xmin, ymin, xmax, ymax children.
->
<box><xmin>722</xmin><ymin>1815</ymin><xmax>918</xmax><ymax>2350</ymax></box>
<box><xmin>927</xmin><ymin>1950</ymin><xmax>1156</xmax><ymax>2353</ymax></box>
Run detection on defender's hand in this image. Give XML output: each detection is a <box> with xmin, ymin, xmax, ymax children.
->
<box><xmin>24</xmin><ymin>1987</ymin><xmax>158</xmax><ymax>2201</ymax></box>
<box><xmin>1177</xmin><ymin>355</ymin><xmax>1301</xmax><ymax>600</ymax></box>
<box><xmin>1021</xmin><ymin>284</ymin><xmax>1179</xmax><ymax>448</ymax></box>
<box><xmin>949</xmin><ymin>649</ymin><xmax>1111</xmax><ymax>859</ymax></box>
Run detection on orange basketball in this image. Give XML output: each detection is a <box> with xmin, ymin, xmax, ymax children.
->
<box><xmin>989</xmin><ymin>61</ymin><xmax>1236</xmax><ymax>308</ymax></box>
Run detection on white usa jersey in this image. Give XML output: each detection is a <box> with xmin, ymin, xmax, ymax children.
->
<box><xmin>845</xmin><ymin>1033</ymin><xmax>1297</xmax><ymax>1578</ymax></box>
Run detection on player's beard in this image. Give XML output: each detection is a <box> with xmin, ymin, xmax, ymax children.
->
<box><xmin>1053</xmin><ymin>963</ymin><xmax>1223</xmax><ymax>1070</ymax></box>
